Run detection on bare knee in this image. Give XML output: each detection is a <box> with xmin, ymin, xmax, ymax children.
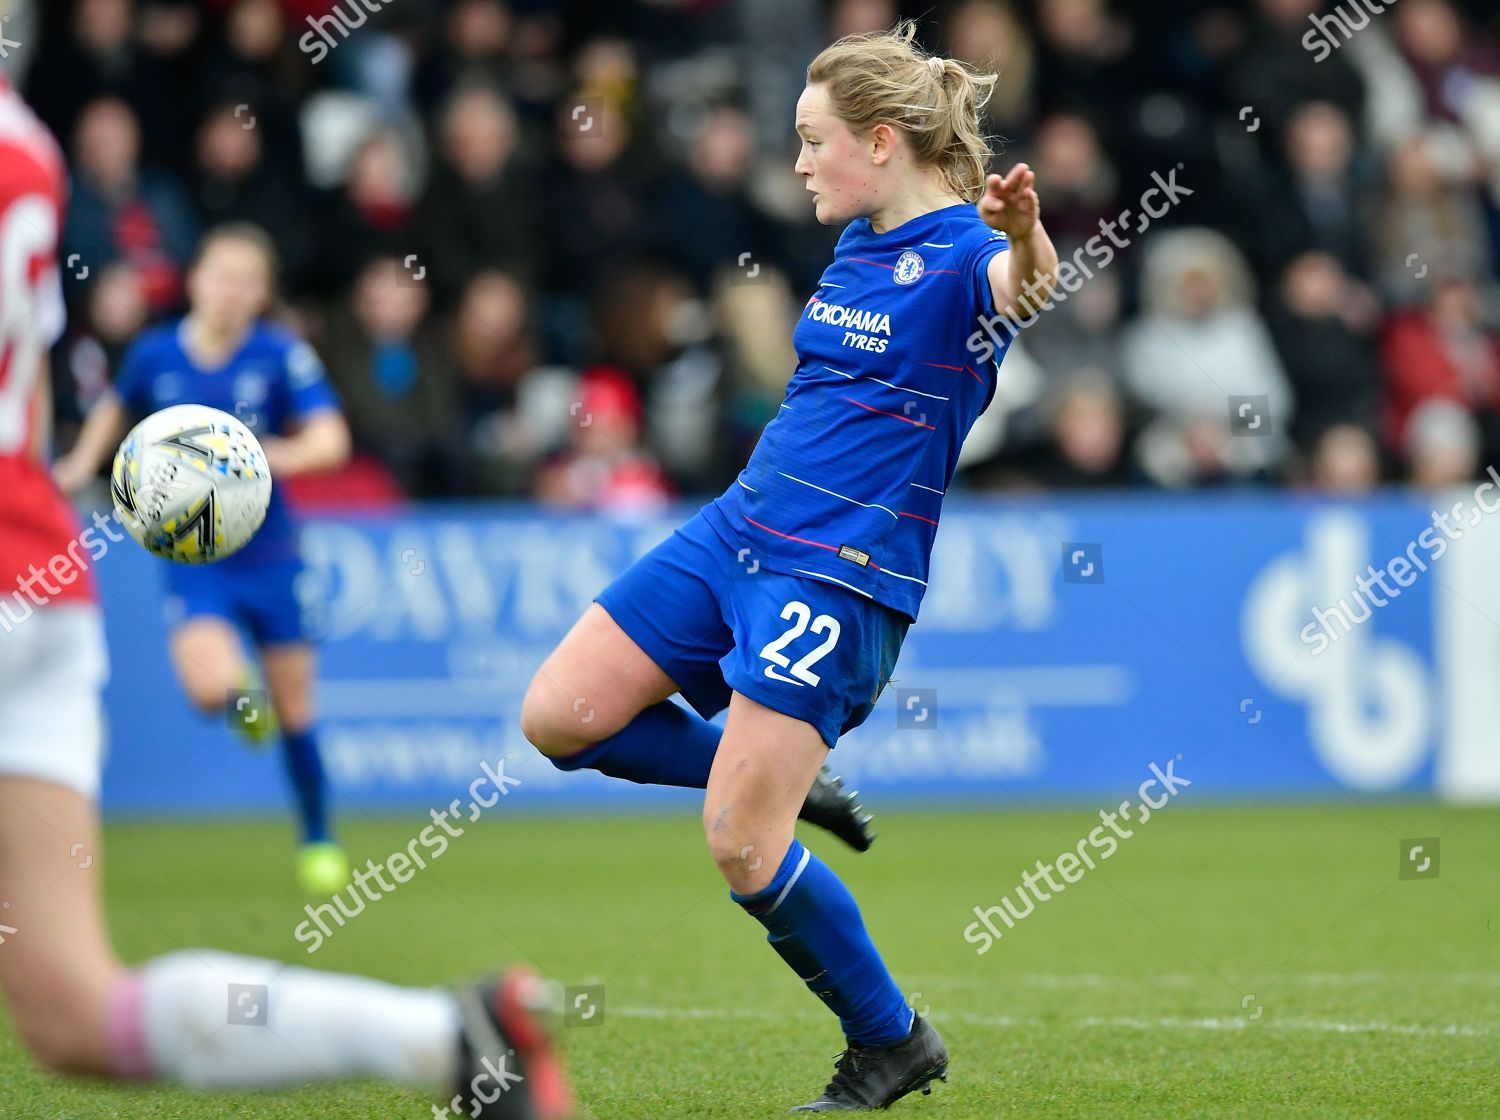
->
<box><xmin>519</xmin><ymin>678</ymin><xmax>595</xmax><ymax>758</ymax></box>
<box><xmin>7</xmin><ymin>975</ymin><xmax>114</xmax><ymax>1076</ymax></box>
<box><xmin>170</xmin><ymin>623</ymin><xmax>245</xmax><ymax>714</ymax></box>
<box><xmin>703</xmin><ymin>806</ymin><xmax>785</xmax><ymax>896</ymax></box>
<box><xmin>179</xmin><ymin>668</ymin><xmax>229</xmax><ymax>714</ymax></box>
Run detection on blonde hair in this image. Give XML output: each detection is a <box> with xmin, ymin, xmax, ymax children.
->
<box><xmin>807</xmin><ymin>21</ymin><xmax>997</xmax><ymax>201</ymax></box>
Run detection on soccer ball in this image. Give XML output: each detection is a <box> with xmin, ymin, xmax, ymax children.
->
<box><xmin>111</xmin><ymin>404</ymin><xmax>273</xmax><ymax>563</ymax></box>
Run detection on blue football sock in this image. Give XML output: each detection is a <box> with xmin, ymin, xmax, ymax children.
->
<box><xmin>733</xmin><ymin>839</ymin><xmax>913</xmax><ymax>1047</ymax></box>
<box><xmin>548</xmin><ymin>701</ymin><xmax>719</xmax><ymax>788</ymax></box>
<box><xmin>281</xmin><ymin>729</ymin><xmax>332</xmax><ymax>844</ymax></box>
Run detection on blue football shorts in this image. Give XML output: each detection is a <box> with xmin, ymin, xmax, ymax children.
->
<box><xmin>162</xmin><ymin>556</ymin><xmax>318</xmax><ymax>647</ymax></box>
<box><xmin>596</xmin><ymin>509</ymin><xmax>909</xmax><ymax>747</ymax></box>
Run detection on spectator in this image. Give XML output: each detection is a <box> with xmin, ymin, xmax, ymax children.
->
<box><xmin>1122</xmin><ymin>229</ymin><xmax>1294</xmax><ymax>486</ymax></box>
<box><xmin>1028</xmin><ymin>112</ymin><xmax>1118</xmax><ymax>249</ymax></box>
<box><xmin>535</xmin><ymin>367</ymin><xmax>673</xmax><ymax>516</ymax></box>
<box><xmin>1305</xmin><ymin>423</ymin><xmax>1382</xmax><ymax>494</ymax></box>
<box><xmin>714</xmin><ymin>265</ymin><xmax>799</xmax><ymax>470</ymax></box>
<box><xmin>657</xmin><ymin>104</ymin><xmax>770</xmax><ymax>291</ymax></box>
<box><xmin>27</xmin><ymin>0</ymin><xmax>189</xmax><ymax>167</ymax></box>
<box><xmin>1406</xmin><ymin>398</ymin><xmax>1482</xmax><ymax>485</ymax></box>
<box><xmin>192</xmin><ymin>101</ymin><xmax>316</xmax><ymax>291</ymax></box>
<box><xmin>64</xmin><ymin>96</ymin><xmax>197</xmax><ymax>315</ymax></box>
<box><xmin>317</xmin><ymin>128</ymin><xmax>421</xmax><ymax>293</ymax></box>
<box><xmin>1231</xmin><ymin>0</ymin><xmax>1366</xmax><ymax>155</ymax></box>
<box><xmin>416</xmin><ymin>84</ymin><xmax>543</xmax><ymax>301</ymax></box>
<box><xmin>1268</xmin><ymin>252</ymin><xmax>1381</xmax><ymax>450</ymax></box>
<box><xmin>199</xmin><ymin>0</ymin><xmax>308</xmax><ymax>182</ymax></box>
<box><xmin>1035</xmin><ymin>375</ymin><xmax>1134</xmax><ymax>489</ymax></box>
<box><xmin>945</xmin><ymin>0</ymin><xmax>1036</xmax><ymax>143</ymax></box>
<box><xmin>540</xmin><ymin>89</ymin><xmax>658</xmax><ymax>294</ymax></box>
<box><xmin>1373</xmin><ymin>135</ymin><xmax>1494</xmax><ymax>306</ymax></box>
<box><xmin>1247</xmin><ymin>101</ymin><xmax>1376</xmax><ymax>284</ymax></box>
<box><xmin>1380</xmin><ymin>274</ymin><xmax>1500</xmax><ymax>463</ymax></box>
<box><xmin>452</xmin><ymin>271</ymin><xmax>573</xmax><ymax>496</ymax></box>
<box><xmin>24</xmin><ymin>0</ymin><xmax>1500</xmax><ymax>500</ymax></box>
<box><xmin>591</xmin><ymin>261</ymin><xmax>726</xmax><ymax>489</ymax></box>
<box><xmin>1014</xmin><ymin>262</ymin><xmax>1122</xmax><ymax>389</ymax></box>
<box><xmin>54</xmin><ymin>262</ymin><xmax>150</xmax><ymax>453</ymax></box>
<box><xmin>319</xmin><ymin>256</ymin><xmax>463</xmax><ymax>497</ymax></box>
<box><xmin>1033</xmin><ymin>0</ymin><xmax>1139</xmax><ymax>126</ymax></box>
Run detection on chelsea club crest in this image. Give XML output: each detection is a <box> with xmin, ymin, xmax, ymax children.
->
<box><xmin>893</xmin><ymin>250</ymin><xmax>925</xmax><ymax>285</ymax></box>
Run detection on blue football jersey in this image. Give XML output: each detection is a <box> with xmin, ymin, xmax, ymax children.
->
<box><xmin>113</xmin><ymin>319</ymin><xmax>340</xmax><ymax>565</ymax></box>
<box><xmin>703</xmin><ymin>203</ymin><xmax>1013</xmax><ymax>620</ymax></box>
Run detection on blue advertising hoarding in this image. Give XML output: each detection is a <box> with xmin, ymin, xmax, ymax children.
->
<box><xmin>91</xmin><ymin>491</ymin><xmax>1500</xmax><ymax>816</ymax></box>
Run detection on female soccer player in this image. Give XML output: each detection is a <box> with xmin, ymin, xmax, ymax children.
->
<box><xmin>521</xmin><ymin>24</ymin><xmax>1058</xmax><ymax>1112</ymax></box>
<box><xmin>0</xmin><ymin>76</ymin><xmax>567</xmax><ymax>1118</ymax></box>
<box><xmin>55</xmin><ymin>223</ymin><xmax>353</xmax><ymax>894</ymax></box>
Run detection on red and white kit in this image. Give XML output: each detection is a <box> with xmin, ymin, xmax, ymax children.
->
<box><xmin>0</xmin><ymin>77</ymin><xmax>108</xmax><ymax>797</ymax></box>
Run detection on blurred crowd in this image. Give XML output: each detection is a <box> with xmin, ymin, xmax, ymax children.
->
<box><xmin>18</xmin><ymin>0</ymin><xmax>1500</xmax><ymax>508</ymax></box>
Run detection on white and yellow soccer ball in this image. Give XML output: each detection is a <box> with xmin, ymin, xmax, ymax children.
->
<box><xmin>110</xmin><ymin>404</ymin><xmax>273</xmax><ymax>563</ymax></box>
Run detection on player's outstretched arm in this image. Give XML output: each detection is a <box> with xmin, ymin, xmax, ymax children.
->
<box><xmin>259</xmin><ymin>408</ymin><xmax>351</xmax><ymax>478</ymax></box>
<box><xmin>52</xmin><ymin>389</ymin><xmax>127</xmax><ymax>493</ymax></box>
<box><xmin>978</xmin><ymin>164</ymin><xmax>1060</xmax><ymax>325</ymax></box>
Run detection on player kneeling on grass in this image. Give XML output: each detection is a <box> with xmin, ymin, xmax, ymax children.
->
<box><xmin>521</xmin><ymin>22</ymin><xmax>1058</xmax><ymax>1113</ymax></box>
<box><xmin>55</xmin><ymin>222</ymin><xmax>352</xmax><ymax>895</ymax></box>
<box><xmin>0</xmin><ymin>76</ymin><xmax>568</xmax><ymax>1119</ymax></box>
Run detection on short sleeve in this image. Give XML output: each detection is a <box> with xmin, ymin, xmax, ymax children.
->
<box><xmin>967</xmin><ymin>229</ymin><xmax>1010</xmax><ymax>321</ymax></box>
<box><xmin>283</xmin><ymin>338</ymin><xmax>341</xmax><ymax>419</ymax></box>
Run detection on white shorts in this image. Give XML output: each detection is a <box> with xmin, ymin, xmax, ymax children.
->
<box><xmin>0</xmin><ymin>603</ymin><xmax>109</xmax><ymax>798</ymax></box>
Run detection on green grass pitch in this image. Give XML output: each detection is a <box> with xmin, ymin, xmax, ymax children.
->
<box><xmin>2</xmin><ymin>803</ymin><xmax>1496</xmax><ymax>1118</ymax></box>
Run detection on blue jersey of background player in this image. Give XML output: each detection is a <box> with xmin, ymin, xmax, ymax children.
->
<box><xmin>114</xmin><ymin>307</ymin><xmax>335</xmax><ymax>571</ymax></box>
<box><xmin>520</xmin><ymin>24</ymin><xmax>1061</xmax><ymax>1113</ymax></box>
<box><xmin>56</xmin><ymin>223</ymin><xmax>354</xmax><ymax>895</ymax></box>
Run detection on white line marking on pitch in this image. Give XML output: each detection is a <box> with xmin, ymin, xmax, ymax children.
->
<box><xmin>614</xmin><ymin>1005</ymin><xmax>1495</xmax><ymax>1038</ymax></box>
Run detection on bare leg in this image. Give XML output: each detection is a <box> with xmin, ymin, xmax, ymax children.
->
<box><xmin>168</xmin><ymin>617</ymin><xmax>247</xmax><ymax>714</ymax></box>
<box><xmin>0</xmin><ymin>776</ymin><xmax>119</xmax><ymax>1074</ymax></box>
<box><xmin>520</xmin><ymin>604</ymin><xmax>678</xmax><ymax>758</ymax></box>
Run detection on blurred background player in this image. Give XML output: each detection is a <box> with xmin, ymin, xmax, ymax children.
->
<box><xmin>522</xmin><ymin>24</ymin><xmax>1058</xmax><ymax>1112</ymax></box>
<box><xmin>0</xmin><ymin>71</ymin><xmax>570</xmax><ymax>1120</ymax></box>
<box><xmin>54</xmin><ymin>221</ymin><xmax>353</xmax><ymax>893</ymax></box>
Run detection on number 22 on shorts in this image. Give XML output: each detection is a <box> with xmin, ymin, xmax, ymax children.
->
<box><xmin>759</xmin><ymin>600</ymin><xmax>841</xmax><ymax>686</ymax></box>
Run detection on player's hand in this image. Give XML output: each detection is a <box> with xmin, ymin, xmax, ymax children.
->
<box><xmin>258</xmin><ymin>435</ymin><xmax>298</xmax><ymax>477</ymax></box>
<box><xmin>977</xmin><ymin>165</ymin><xmax>1041</xmax><ymax>243</ymax></box>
